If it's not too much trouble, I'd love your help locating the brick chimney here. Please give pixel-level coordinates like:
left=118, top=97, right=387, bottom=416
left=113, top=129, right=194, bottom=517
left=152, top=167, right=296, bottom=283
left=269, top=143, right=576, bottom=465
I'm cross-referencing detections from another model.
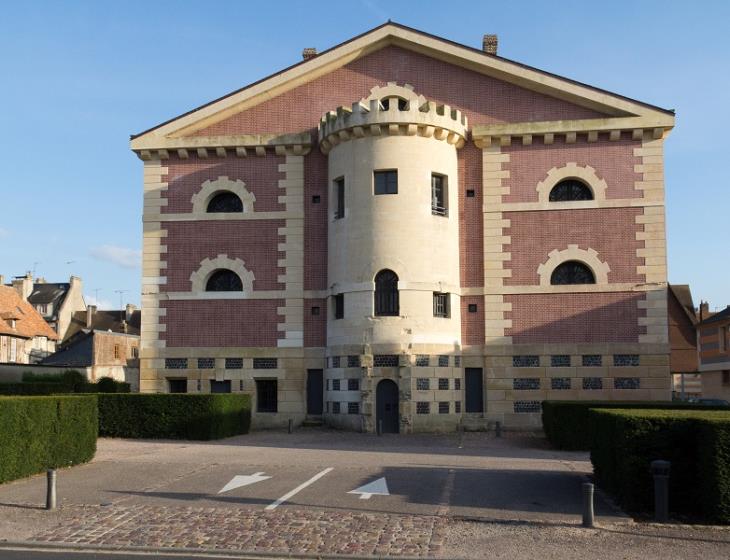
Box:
left=699, top=301, right=710, bottom=321
left=482, top=34, right=498, bottom=55
left=86, top=305, right=97, bottom=328
left=12, top=273, right=33, bottom=300
left=302, top=48, right=317, bottom=60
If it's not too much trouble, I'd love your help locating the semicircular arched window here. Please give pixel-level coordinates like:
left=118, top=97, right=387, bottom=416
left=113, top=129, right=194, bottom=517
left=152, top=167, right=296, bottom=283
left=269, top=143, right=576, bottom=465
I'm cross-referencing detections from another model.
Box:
left=207, top=191, right=244, bottom=213
left=206, top=269, right=243, bottom=292
left=549, top=180, right=593, bottom=202
left=374, top=269, right=399, bottom=316
left=380, top=96, right=408, bottom=111
left=550, top=261, right=596, bottom=285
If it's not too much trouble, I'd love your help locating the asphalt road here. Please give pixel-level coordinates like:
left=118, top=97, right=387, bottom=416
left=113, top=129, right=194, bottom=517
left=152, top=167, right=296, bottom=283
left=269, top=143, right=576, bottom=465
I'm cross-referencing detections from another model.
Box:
left=0, top=429, right=621, bottom=524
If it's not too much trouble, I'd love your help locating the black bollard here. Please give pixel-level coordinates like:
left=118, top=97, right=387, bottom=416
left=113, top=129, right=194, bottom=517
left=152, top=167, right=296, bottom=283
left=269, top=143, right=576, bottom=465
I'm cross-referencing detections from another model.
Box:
left=46, top=469, right=57, bottom=510
left=495, top=421, right=502, bottom=438
left=377, top=419, right=383, bottom=436
left=288, top=418, right=293, bottom=434
left=582, top=482, right=594, bottom=528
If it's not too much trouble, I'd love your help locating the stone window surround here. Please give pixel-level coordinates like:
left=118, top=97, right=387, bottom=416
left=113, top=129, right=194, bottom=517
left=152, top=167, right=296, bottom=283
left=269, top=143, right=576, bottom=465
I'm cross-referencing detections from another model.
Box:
left=537, top=245, right=611, bottom=287
left=191, top=176, right=256, bottom=215
left=189, top=254, right=255, bottom=296
left=535, top=162, right=608, bottom=205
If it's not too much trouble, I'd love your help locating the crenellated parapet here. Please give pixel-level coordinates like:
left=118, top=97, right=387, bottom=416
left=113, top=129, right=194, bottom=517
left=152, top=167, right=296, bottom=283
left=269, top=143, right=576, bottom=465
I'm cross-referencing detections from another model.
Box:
left=318, top=84, right=468, bottom=154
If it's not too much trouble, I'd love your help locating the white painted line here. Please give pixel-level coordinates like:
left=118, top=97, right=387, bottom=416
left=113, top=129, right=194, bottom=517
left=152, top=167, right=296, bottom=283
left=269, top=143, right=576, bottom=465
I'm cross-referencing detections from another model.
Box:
left=218, top=472, right=272, bottom=494
left=264, top=468, right=333, bottom=510
left=348, top=477, right=390, bottom=500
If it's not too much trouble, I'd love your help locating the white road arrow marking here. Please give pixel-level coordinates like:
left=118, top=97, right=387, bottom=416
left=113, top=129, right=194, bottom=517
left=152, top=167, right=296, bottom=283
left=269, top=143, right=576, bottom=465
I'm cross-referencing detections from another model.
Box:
left=265, top=467, right=333, bottom=510
left=348, top=477, right=390, bottom=500
left=218, top=472, right=271, bottom=494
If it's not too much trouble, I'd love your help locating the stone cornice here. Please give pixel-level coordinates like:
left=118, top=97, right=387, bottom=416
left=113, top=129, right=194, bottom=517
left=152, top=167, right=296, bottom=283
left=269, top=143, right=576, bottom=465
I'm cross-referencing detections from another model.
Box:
left=133, top=133, right=312, bottom=161
left=472, top=116, right=674, bottom=148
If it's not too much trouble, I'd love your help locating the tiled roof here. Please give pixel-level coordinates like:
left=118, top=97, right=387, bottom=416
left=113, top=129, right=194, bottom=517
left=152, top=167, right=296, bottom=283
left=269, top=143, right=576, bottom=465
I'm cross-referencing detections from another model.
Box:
left=0, top=286, right=58, bottom=340
left=27, top=282, right=70, bottom=309
left=669, top=284, right=697, bottom=325
left=65, top=309, right=141, bottom=341
left=699, top=306, right=730, bottom=326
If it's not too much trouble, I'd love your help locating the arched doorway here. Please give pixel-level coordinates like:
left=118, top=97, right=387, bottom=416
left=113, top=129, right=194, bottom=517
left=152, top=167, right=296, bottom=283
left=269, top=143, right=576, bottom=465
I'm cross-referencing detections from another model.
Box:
left=376, top=379, right=399, bottom=433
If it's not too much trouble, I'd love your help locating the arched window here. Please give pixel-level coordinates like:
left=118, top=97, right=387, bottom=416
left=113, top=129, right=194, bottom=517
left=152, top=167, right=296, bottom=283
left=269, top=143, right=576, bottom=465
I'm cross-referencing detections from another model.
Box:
left=374, top=270, right=399, bottom=316
left=549, top=180, right=593, bottom=202
left=550, top=261, right=596, bottom=285
left=207, top=191, right=243, bottom=213
left=206, top=269, right=243, bottom=291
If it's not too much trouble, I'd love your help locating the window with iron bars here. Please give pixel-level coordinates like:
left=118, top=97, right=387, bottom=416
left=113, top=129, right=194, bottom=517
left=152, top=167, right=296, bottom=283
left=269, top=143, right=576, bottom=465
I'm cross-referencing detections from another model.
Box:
left=334, top=177, right=345, bottom=219
left=433, top=292, right=450, bottom=318
left=431, top=173, right=448, bottom=216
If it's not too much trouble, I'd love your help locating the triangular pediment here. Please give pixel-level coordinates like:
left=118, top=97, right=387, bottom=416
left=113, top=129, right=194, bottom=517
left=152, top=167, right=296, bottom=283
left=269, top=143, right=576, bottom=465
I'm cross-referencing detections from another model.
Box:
left=131, top=22, right=674, bottom=152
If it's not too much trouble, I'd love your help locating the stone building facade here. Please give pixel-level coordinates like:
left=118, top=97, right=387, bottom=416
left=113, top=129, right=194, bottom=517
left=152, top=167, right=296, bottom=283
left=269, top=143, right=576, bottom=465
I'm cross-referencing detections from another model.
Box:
left=131, top=23, right=675, bottom=430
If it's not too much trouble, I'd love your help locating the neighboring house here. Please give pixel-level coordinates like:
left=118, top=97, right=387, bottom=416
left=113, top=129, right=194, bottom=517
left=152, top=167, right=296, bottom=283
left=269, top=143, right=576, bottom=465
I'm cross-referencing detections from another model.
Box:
left=697, top=305, right=730, bottom=400
left=0, top=285, right=57, bottom=363
left=131, top=23, right=675, bottom=432
left=41, top=304, right=141, bottom=390
left=667, top=285, right=701, bottom=398
left=4, top=273, right=86, bottom=341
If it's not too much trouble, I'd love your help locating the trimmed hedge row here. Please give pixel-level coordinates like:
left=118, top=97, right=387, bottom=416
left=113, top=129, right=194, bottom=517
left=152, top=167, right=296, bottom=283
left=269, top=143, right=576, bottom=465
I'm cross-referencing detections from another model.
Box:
left=542, top=400, right=730, bottom=450
left=590, top=409, right=730, bottom=523
left=0, top=395, right=98, bottom=483
left=98, top=393, right=251, bottom=440
left=0, top=371, right=131, bottom=396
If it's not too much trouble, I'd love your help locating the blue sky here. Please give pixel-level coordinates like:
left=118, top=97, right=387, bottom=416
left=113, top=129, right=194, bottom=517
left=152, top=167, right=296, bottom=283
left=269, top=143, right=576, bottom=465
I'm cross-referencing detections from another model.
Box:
left=1, top=0, right=727, bottom=310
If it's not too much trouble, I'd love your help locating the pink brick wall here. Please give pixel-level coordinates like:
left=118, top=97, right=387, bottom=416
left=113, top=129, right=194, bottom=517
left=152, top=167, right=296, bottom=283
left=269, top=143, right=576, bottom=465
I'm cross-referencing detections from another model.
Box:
left=461, top=296, right=485, bottom=346
left=304, top=298, right=327, bottom=347
left=504, top=208, right=645, bottom=285
left=503, top=135, right=641, bottom=203
left=505, top=292, right=646, bottom=343
left=193, top=45, right=604, bottom=137
left=160, top=300, right=283, bottom=347
left=304, top=150, right=328, bottom=291
left=162, top=221, right=285, bottom=291
left=161, top=154, right=285, bottom=213
left=458, top=142, right=483, bottom=288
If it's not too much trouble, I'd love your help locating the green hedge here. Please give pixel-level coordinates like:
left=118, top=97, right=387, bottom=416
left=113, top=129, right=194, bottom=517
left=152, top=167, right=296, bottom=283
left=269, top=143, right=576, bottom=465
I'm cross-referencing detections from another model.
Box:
left=589, top=409, right=730, bottom=523
left=98, top=394, right=251, bottom=440
left=542, top=400, right=730, bottom=450
left=0, top=395, right=98, bottom=484
left=0, top=375, right=130, bottom=396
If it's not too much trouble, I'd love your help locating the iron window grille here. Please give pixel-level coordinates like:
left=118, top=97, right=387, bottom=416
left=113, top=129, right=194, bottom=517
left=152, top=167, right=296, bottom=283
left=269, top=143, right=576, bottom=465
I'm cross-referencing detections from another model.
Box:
left=431, top=173, right=448, bottom=216
left=348, top=379, right=359, bottom=391
left=513, top=355, right=539, bottom=367
left=334, top=177, right=345, bottom=219
left=550, top=261, right=596, bottom=285
left=416, top=402, right=430, bottom=414
left=347, top=355, right=360, bottom=368
left=513, top=378, right=540, bottom=390
left=198, top=358, right=215, bottom=369
left=348, top=402, right=360, bottom=415
left=332, top=356, right=341, bottom=368
left=613, top=354, right=640, bottom=367
left=454, top=356, right=461, bottom=367
left=438, top=378, right=449, bottom=390
left=582, top=355, right=603, bottom=367
left=438, top=355, right=449, bottom=367
left=374, top=170, right=398, bottom=195
left=415, top=354, right=430, bottom=367
left=253, top=358, right=277, bottom=369
left=583, top=377, right=603, bottom=390
left=438, top=402, right=449, bottom=414
left=165, top=358, right=187, bottom=370
left=207, top=191, right=243, bottom=213
left=513, top=401, right=541, bottom=413
left=225, top=358, right=243, bottom=369
left=416, top=378, right=430, bottom=391
left=206, top=269, right=243, bottom=291
left=455, top=401, right=461, bottom=413
left=551, top=377, right=571, bottom=390
left=374, top=354, right=399, bottom=367
left=433, top=292, right=450, bottom=318
left=332, top=402, right=341, bottom=414
left=454, top=378, right=461, bottom=390
left=256, top=379, right=277, bottom=413
left=550, top=355, right=571, bottom=367
left=374, top=270, right=399, bottom=316
left=548, top=179, right=593, bottom=202
left=332, top=379, right=341, bottom=391
left=614, top=377, right=641, bottom=389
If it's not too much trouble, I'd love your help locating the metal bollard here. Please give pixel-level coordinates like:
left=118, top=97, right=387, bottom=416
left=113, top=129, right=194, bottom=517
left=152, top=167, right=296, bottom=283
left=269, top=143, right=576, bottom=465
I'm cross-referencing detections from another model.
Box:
left=581, top=482, right=595, bottom=527
left=495, top=421, right=502, bottom=438
left=377, top=419, right=383, bottom=436
left=288, top=418, right=293, bottom=434
left=46, top=469, right=57, bottom=510
left=651, top=460, right=671, bottom=522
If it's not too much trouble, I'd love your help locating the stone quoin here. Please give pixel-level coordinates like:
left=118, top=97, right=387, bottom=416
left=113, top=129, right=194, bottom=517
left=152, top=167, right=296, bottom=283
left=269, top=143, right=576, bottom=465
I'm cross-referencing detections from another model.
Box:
left=131, top=23, right=675, bottom=431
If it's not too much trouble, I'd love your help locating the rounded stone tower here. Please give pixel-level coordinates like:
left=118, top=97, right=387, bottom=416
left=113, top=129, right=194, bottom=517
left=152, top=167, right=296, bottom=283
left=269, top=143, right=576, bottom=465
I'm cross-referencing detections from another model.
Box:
left=319, top=83, right=468, bottom=433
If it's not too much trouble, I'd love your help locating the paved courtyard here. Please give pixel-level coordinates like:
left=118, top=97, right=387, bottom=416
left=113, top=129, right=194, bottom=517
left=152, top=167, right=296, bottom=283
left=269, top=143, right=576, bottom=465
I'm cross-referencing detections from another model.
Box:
left=0, top=429, right=728, bottom=559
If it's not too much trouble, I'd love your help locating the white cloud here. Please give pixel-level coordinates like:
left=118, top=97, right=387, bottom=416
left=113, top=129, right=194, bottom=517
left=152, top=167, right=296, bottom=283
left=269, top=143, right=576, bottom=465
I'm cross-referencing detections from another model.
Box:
left=89, top=245, right=141, bottom=269
left=0, top=227, right=9, bottom=239
left=84, top=294, right=114, bottom=310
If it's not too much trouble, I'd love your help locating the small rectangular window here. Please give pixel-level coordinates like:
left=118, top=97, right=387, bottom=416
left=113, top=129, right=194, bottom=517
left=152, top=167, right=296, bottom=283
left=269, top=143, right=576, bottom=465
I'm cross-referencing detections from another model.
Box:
left=334, top=294, right=344, bottom=319
left=416, top=402, right=430, bottom=414
left=131, top=346, right=139, bottom=359
left=582, top=355, right=602, bottom=367
left=348, top=378, right=359, bottom=391
left=433, top=292, right=450, bottom=318
left=550, top=355, right=570, bottom=368
left=415, top=354, right=430, bottom=367
left=311, top=195, right=321, bottom=204
left=334, top=177, right=345, bottom=219
left=311, top=306, right=320, bottom=316
left=514, top=401, right=541, bottom=413
left=198, top=358, right=215, bottom=369
left=332, top=356, right=341, bottom=368
left=583, top=377, right=603, bottom=390
left=431, top=173, right=448, bottom=216
left=416, top=378, right=430, bottom=391
left=468, top=303, right=478, bottom=313
left=225, top=358, right=243, bottom=369
left=513, top=378, right=540, bottom=390
left=253, top=358, right=277, bottom=369
left=551, top=377, right=571, bottom=390
left=256, top=379, right=277, bottom=413
left=348, top=402, right=359, bottom=415
left=438, top=355, right=449, bottom=367
left=438, top=402, right=449, bottom=414
left=114, top=345, right=120, bottom=359
left=455, top=401, right=461, bottom=413
left=454, top=378, right=461, bottom=391
left=720, top=327, right=727, bottom=353
left=332, top=379, right=341, bottom=391
left=374, top=170, right=398, bottom=195
left=165, top=358, right=187, bottom=370
left=438, top=378, right=449, bottom=390
left=614, top=377, right=641, bottom=390
left=347, top=355, right=361, bottom=368
left=466, top=189, right=475, bottom=198
left=613, top=354, right=640, bottom=367
left=513, top=355, right=539, bottom=368
left=332, top=402, right=341, bottom=414
left=374, top=354, right=399, bottom=367
left=722, top=370, right=730, bottom=386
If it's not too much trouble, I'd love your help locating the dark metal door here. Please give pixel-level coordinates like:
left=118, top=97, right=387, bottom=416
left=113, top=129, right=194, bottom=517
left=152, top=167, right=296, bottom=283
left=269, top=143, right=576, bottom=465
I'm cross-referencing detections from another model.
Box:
left=465, top=368, right=484, bottom=413
left=210, top=380, right=231, bottom=393
left=376, top=379, right=399, bottom=433
left=307, top=369, right=324, bottom=415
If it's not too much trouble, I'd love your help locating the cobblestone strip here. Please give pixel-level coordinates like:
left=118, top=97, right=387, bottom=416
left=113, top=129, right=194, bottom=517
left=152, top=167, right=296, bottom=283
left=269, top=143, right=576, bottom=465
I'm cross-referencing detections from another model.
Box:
left=32, top=504, right=446, bottom=557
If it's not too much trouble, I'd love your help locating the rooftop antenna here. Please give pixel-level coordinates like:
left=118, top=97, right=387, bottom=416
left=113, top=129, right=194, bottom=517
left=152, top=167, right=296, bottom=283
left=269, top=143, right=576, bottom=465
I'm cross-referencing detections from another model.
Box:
left=114, top=289, right=128, bottom=312
left=32, top=262, right=39, bottom=277
left=93, top=288, right=101, bottom=306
